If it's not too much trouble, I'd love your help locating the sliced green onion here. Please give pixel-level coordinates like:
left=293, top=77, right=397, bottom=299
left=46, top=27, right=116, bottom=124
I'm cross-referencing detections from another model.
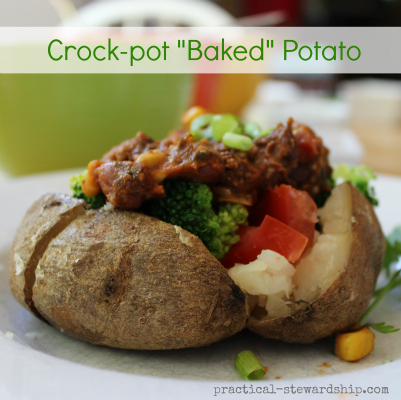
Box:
left=254, top=128, right=274, bottom=139
left=235, top=351, right=266, bottom=380
left=244, top=122, right=261, bottom=138
left=190, top=114, right=213, bottom=133
left=223, top=132, right=253, bottom=151
left=190, top=125, right=213, bottom=141
left=214, top=113, right=238, bottom=122
left=201, top=125, right=213, bottom=140
left=190, top=130, right=204, bottom=141
left=211, top=114, right=241, bottom=141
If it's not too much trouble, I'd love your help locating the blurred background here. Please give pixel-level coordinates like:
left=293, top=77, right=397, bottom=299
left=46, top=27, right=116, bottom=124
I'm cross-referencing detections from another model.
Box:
left=0, top=0, right=401, bottom=179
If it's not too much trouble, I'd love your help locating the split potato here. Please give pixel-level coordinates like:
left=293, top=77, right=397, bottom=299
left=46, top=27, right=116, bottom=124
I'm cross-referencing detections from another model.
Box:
left=9, top=183, right=385, bottom=349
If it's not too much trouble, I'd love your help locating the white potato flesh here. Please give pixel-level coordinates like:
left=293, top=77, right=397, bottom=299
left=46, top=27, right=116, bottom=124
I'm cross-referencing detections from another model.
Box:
left=228, top=250, right=295, bottom=297
left=228, top=183, right=353, bottom=319
left=266, top=292, right=292, bottom=317
left=294, top=183, right=352, bottom=303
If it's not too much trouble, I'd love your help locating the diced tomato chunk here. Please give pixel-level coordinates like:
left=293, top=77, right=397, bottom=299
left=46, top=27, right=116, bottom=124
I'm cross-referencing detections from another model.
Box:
left=255, top=215, right=308, bottom=263
left=220, top=216, right=308, bottom=268
left=220, top=226, right=259, bottom=269
left=249, top=184, right=317, bottom=250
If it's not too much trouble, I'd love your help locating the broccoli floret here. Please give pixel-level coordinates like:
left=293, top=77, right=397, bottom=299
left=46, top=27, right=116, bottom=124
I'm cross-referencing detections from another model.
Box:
left=143, top=180, right=248, bottom=259
left=333, top=164, right=378, bottom=206
left=70, top=171, right=106, bottom=209
left=214, top=203, right=248, bottom=257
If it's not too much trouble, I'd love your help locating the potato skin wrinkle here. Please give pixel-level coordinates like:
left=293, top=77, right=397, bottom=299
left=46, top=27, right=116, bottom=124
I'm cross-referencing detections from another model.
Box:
left=246, top=183, right=386, bottom=343
left=10, top=193, right=247, bottom=350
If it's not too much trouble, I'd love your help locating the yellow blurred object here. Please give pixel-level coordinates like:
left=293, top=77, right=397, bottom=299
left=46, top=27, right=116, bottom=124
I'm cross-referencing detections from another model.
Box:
left=192, top=74, right=263, bottom=115
left=335, top=326, right=375, bottom=362
left=181, top=106, right=208, bottom=127
left=212, top=74, right=263, bottom=114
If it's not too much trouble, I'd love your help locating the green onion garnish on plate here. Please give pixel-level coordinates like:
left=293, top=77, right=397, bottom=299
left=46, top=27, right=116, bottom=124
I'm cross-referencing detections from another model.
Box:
left=234, top=350, right=267, bottom=380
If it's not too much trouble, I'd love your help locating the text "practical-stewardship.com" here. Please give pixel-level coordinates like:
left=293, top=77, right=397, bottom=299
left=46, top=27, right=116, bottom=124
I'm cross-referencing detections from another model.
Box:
left=213, top=384, right=389, bottom=396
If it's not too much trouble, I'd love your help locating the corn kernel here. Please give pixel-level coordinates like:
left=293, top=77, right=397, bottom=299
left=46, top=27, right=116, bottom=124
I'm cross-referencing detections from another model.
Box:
left=335, top=326, right=375, bottom=362
left=137, top=150, right=167, bottom=169
left=81, top=160, right=102, bottom=197
left=181, top=106, right=208, bottom=127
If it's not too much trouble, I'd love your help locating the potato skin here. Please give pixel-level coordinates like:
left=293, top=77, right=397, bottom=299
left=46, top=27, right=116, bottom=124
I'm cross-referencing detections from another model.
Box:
left=9, top=194, right=86, bottom=317
left=10, top=194, right=247, bottom=350
left=247, top=183, right=386, bottom=343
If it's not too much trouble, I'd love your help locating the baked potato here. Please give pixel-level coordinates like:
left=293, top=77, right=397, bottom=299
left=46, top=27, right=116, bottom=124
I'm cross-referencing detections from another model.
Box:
left=8, top=112, right=386, bottom=349
left=9, top=184, right=384, bottom=349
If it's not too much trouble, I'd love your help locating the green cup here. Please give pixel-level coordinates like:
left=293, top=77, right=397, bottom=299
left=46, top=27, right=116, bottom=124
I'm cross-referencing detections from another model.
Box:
left=0, top=74, right=193, bottom=176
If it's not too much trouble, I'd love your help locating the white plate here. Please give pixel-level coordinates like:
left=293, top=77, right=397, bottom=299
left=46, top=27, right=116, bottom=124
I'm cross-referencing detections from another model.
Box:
left=0, top=170, right=401, bottom=400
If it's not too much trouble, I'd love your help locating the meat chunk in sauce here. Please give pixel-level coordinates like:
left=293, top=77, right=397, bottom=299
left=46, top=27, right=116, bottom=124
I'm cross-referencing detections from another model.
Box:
left=250, top=120, right=298, bottom=189
left=98, top=161, right=165, bottom=210
left=85, top=119, right=332, bottom=210
left=98, top=135, right=225, bottom=209
left=102, top=131, right=157, bottom=162
left=288, top=121, right=332, bottom=197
